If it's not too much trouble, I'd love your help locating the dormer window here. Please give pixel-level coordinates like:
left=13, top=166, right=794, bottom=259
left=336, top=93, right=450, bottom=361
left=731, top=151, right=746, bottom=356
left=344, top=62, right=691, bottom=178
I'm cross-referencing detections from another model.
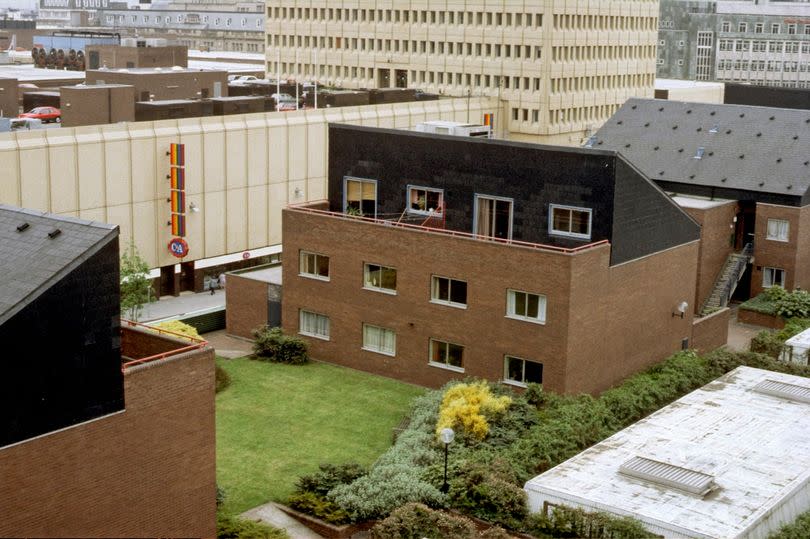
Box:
left=407, top=186, right=444, bottom=215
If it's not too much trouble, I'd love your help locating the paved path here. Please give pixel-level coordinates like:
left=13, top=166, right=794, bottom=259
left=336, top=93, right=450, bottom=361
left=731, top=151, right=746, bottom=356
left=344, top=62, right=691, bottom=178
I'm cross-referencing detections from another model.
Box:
left=241, top=503, right=326, bottom=539
left=205, top=329, right=254, bottom=358
left=726, top=305, right=762, bottom=352
left=137, top=289, right=226, bottom=322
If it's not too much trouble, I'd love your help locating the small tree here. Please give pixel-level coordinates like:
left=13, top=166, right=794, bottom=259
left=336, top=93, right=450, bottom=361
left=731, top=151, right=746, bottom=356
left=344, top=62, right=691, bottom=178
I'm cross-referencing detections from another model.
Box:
left=120, top=242, right=153, bottom=320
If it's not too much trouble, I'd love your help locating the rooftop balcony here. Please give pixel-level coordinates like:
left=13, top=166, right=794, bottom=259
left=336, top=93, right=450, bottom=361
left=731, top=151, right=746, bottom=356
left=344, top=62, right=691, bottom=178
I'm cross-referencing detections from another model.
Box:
left=121, top=320, right=209, bottom=371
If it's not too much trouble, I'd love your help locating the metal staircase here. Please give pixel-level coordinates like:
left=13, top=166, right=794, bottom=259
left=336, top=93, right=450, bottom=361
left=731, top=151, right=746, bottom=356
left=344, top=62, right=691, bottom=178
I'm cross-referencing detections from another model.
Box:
left=700, top=243, right=754, bottom=316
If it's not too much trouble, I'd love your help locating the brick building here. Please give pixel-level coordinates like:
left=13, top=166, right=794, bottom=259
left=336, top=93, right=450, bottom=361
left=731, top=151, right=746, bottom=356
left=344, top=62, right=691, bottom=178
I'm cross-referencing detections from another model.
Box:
left=281, top=125, right=710, bottom=395
left=594, top=98, right=810, bottom=313
left=0, top=205, right=215, bottom=537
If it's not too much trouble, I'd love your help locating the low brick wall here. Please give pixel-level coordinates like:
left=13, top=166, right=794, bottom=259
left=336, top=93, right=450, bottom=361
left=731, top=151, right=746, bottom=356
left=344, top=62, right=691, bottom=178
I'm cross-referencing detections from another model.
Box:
left=274, top=503, right=374, bottom=539
left=737, top=309, right=785, bottom=329
left=691, top=308, right=730, bottom=354
left=120, top=324, right=191, bottom=359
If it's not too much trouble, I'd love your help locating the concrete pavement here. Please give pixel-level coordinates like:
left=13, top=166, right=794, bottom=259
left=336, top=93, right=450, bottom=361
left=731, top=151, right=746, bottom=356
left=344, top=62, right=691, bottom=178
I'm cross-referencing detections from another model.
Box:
left=137, top=289, right=226, bottom=323
left=241, top=503, right=326, bottom=539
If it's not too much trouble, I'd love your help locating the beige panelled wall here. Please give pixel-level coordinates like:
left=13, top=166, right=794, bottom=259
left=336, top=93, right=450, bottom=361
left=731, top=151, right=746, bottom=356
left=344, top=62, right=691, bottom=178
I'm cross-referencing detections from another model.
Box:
left=0, top=97, right=496, bottom=268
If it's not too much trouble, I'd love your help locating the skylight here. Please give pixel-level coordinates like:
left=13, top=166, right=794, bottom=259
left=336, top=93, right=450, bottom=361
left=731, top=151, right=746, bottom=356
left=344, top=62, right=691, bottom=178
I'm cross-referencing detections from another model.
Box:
left=709, top=124, right=719, bottom=133
left=619, top=456, right=716, bottom=496
left=694, top=147, right=705, bottom=160
left=753, top=379, right=810, bottom=404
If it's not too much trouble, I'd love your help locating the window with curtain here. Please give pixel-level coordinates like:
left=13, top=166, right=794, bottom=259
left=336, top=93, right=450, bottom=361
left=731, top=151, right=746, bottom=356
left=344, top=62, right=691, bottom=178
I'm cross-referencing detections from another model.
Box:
left=429, top=339, right=464, bottom=371
left=299, top=251, right=330, bottom=280
left=299, top=310, right=330, bottom=339
left=345, top=177, right=377, bottom=216
left=503, top=356, right=543, bottom=386
left=407, top=186, right=444, bottom=214
left=763, top=267, right=785, bottom=288
left=766, top=219, right=789, bottom=242
left=364, top=263, right=397, bottom=293
left=362, top=323, right=396, bottom=355
left=475, top=195, right=513, bottom=239
left=506, top=289, right=547, bottom=323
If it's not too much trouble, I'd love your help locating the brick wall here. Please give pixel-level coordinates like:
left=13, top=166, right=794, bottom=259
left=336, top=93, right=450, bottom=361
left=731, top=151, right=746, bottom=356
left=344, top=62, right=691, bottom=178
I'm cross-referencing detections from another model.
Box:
left=795, top=204, right=810, bottom=292
left=691, top=308, right=731, bottom=354
left=682, top=201, right=737, bottom=310
left=0, top=331, right=216, bottom=538
left=752, top=203, right=801, bottom=296
left=226, top=273, right=269, bottom=339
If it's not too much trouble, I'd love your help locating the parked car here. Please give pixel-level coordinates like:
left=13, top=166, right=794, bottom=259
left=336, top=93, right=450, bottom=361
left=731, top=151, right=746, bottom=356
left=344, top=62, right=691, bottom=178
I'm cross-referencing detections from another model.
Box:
left=276, top=101, right=297, bottom=111
left=271, top=92, right=296, bottom=103
left=19, top=106, right=61, bottom=123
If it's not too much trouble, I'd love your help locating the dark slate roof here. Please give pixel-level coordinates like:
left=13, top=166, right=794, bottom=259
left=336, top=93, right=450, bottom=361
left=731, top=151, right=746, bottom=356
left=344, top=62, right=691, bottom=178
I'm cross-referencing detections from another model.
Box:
left=0, top=205, right=117, bottom=325
left=593, top=98, right=810, bottom=202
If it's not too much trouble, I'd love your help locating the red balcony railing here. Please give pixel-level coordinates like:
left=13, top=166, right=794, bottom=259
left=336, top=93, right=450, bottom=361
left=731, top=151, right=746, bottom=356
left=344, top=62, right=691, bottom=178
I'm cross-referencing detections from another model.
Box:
left=120, top=319, right=209, bottom=371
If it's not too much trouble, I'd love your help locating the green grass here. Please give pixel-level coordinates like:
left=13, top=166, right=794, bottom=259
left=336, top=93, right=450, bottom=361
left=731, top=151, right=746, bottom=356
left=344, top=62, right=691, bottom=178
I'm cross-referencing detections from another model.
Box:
left=740, top=292, right=779, bottom=315
left=216, top=357, right=425, bottom=516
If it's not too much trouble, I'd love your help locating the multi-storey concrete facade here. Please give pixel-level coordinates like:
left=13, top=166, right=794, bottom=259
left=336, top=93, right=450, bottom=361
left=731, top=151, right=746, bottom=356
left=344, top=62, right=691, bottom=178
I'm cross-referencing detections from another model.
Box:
left=265, top=0, right=659, bottom=145
left=658, top=0, right=810, bottom=88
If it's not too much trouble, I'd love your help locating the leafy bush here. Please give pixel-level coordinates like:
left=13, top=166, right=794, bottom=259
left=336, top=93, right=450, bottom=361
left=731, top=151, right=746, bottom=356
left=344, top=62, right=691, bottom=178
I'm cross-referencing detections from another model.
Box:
left=775, top=289, right=810, bottom=318
left=436, top=381, right=512, bottom=441
left=216, top=485, right=226, bottom=509
left=370, top=503, right=477, bottom=539
left=768, top=508, right=810, bottom=538
left=216, top=513, right=288, bottom=539
left=750, top=330, right=785, bottom=358
left=251, top=326, right=308, bottom=364
left=295, top=462, right=366, bottom=496
left=765, top=285, right=789, bottom=302
left=216, top=364, right=232, bottom=393
left=446, top=461, right=528, bottom=529
left=154, top=320, right=201, bottom=340
left=287, top=491, right=351, bottom=525
left=739, top=292, right=779, bottom=315
left=525, top=506, right=656, bottom=539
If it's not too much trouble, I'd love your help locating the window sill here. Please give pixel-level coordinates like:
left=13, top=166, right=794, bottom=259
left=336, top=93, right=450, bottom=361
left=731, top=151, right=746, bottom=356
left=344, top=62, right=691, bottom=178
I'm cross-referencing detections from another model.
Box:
left=299, top=331, right=330, bottom=341
left=407, top=208, right=444, bottom=217
left=299, top=273, right=330, bottom=282
left=549, top=231, right=592, bottom=241
left=362, top=346, right=396, bottom=357
left=430, top=299, right=467, bottom=310
left=765, top=237, right=789, bottom=243
left=363, top=286, right=397, bottom=296
left=502, top=379, right=528, bottom=388
left=505, top=314, right=546, bottom=325
left=429, top=361, right=465, bottom=373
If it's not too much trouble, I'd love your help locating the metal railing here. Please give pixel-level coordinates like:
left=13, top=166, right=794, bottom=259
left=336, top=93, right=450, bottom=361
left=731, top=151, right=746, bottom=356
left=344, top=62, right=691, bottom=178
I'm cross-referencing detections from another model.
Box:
left=717, top=242, right=754, bottom=309
left=287, top=202, right=610, bottom=255
left=120, top=319, right=209, bottom=371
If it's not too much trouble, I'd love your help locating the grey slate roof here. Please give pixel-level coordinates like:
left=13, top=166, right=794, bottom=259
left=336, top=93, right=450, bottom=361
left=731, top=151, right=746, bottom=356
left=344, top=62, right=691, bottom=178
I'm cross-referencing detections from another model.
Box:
left=593, top=98, right=810, bottom=201
left=0, top=205, right=117, bottom=325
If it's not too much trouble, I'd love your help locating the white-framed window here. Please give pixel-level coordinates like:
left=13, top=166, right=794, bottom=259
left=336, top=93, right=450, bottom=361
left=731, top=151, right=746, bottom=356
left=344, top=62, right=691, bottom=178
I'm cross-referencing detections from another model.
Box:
left=344, top=176, right=377, bottom=217
left=299, top=310, right=330, bottom=340
left=549, top=204, right=592, bottom=240
left=766, top=219, right=789, bottom=242
left=503, top=355, right=543, bottom=387
left=506, top=289, right=547, bottom=324
left=429, top=339, right=464, bottom=372
left=407, top=185, right=444, bottom=215
left=299, top=251, right=329, bottom=280
left=362, top=323, right=396, bottom=356
left=364, top=263, right=397, bottom=293
left=721, top=21, right=731, bottom=32
left=431, top=275, right=468, bottom=308
left=763, top=267, right=785, bottom=288
left=755, top=23, right=764, bottom=34
left=738, top=22, right=747, bottom=33
left=474, top=194, right=513, bottom=239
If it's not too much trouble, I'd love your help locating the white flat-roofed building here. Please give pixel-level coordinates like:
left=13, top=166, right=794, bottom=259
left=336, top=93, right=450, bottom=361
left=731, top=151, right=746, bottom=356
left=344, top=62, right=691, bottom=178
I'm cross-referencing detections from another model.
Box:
left=524, top=366, right=810, bottom=539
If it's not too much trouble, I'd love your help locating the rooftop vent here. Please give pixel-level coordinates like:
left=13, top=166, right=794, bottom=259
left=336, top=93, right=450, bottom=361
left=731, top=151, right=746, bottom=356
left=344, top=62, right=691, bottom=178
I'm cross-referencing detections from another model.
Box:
left=625, top=143, right=631, bottom=148
left=617, top=120, right=623, bottom=125
left=739, top=113, right=745, bottom=118
left=673, top=125, right=678, bottom=130
left=770, top=116, right=775, bottom=121
left=696, top=127, right=702, bottom=132
left=710, top=111, right=716, bottom=116
left=726, top=129, right=732, bottom=134
left=16, top=222, right=29, bottom=232
left=678, top=148, right=684, bottom=153
left=659, top=107, right=664, bottom=112
left=757, top=133, right=762, bottom=137
left=644, top=122, right=650, bottom=127
left=753, top=379, right=810, bottom=404
left=686, top=109, right=692, bottom=114
left=777, top=158, right=782, bottom=163
left=619, top=456, right=716, bottom=497
left=631, top=105, right=637, bottom=110
left=694, top=147, right=705, bottom=159
left=721, top=178, right=727, bottom=182
left=793, top=135, right=799, bottom=140
left=47, top=228, right=61, bottom=239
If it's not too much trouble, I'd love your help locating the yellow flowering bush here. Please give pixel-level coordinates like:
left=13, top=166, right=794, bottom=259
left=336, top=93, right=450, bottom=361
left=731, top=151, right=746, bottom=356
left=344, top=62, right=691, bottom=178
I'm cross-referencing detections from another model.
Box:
left=153, top=320, right=201, bottom=341
left=436, top=381, right=511, bottom=441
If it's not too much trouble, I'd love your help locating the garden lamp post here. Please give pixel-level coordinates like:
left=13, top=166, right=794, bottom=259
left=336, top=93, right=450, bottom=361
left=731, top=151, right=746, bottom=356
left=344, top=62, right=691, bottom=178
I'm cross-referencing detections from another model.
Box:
left=440, top=427, right=455, bottom=493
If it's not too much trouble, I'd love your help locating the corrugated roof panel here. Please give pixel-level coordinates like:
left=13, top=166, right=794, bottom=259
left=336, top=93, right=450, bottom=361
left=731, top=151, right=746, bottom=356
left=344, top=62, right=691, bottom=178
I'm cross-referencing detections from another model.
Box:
left=753, top=379, right=810, bottom=404
left=619, top=456, right=716, bottom=496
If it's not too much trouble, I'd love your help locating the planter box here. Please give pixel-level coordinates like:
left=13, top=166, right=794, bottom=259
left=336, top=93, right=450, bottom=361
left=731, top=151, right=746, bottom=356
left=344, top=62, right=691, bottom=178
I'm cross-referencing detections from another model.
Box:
left=738, top=309, right=785, bottom=329
left=273, top=502, right=374, bottom=539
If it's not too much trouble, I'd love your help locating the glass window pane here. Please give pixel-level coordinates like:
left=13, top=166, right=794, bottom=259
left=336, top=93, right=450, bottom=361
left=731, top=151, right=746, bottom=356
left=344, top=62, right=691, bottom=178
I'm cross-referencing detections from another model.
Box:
left=553, top=208, right=570, bottom=232
left=381, top=267, right=397, bottom=290
left=494, top=200, right=511, bottom=238
left=431, top=340, right=446, bottom=362
left=435, top=277, right=449, bottom=301
left=505, top=356, right=523, bottom=381
left=448, top=344, right=464, bottom=367
left=316, top=255, right=329, bottom=276
left=524, top=361, right=543, bottom=383
left=571, top=210, right=589, bottom=235
left=426, top=191, right=442, bottom=212
left=515, top=291, right=526, bottom=316
left=450, top=280, right=467, bottom=304
left=527, top=294, right=539, bottom=318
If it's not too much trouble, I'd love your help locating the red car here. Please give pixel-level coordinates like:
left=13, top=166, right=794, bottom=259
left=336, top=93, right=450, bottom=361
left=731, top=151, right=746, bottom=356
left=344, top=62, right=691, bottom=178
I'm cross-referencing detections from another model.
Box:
left=19, top=106, right=61, bottom=123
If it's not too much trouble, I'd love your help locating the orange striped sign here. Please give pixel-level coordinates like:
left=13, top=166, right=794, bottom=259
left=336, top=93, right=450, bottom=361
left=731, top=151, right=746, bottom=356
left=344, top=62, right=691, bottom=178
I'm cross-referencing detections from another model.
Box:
left=170, top=166, right=184, bottom=190
left=170, top=143, right=184, bottom=166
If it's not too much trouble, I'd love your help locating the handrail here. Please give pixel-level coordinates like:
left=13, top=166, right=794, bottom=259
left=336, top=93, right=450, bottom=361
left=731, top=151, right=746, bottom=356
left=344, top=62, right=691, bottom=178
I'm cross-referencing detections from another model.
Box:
left=286, top=203, right=610, bottom=255
left=718, top=242, right=753, bottom=308
left=120, top=319, right=208, bottom=371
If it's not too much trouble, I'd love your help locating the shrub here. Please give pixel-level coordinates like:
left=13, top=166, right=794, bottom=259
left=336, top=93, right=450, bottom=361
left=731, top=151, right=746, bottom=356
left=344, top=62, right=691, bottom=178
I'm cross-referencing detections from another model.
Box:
left=216, top=485, right=226, bottom=509
left=446, top=462, right=528, bottom=529
left=436, top=381, right=512, bottom=441
left=525, top=506, right=656, bottom=539
left=154, top=320, right=201, bottom=340
left=765, top=285, right=789, bottom=302
left=775, top=289, right=810, bottom=318
left=216, top=364, right=232, bottom=393
left=523, top=383, right=546, bottom=407
left=768, top=509, right=810, bottom=539
left=251, top=326, right=308, bottom=364
left=479, top=527, right=513, bottom=539
left=287, top=491, right=351, bottom=525
left=216, top=513, right=288, bottom=539
left=295, top=462, right=366, bottom=496
left=750, top=330, right=784, bottom=358
left=370, top=503, right=477, bottom=539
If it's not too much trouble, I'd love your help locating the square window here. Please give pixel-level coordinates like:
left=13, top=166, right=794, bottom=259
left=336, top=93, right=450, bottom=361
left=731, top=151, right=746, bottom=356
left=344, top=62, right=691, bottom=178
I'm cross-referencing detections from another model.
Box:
left=299, top=310, right=330, bottom=340
left=766, top=219, right=789, bottom=242
left=299, top=251, right=329, bottom=280
left=503, top=355, right=543, bottom=386
left=431, top=275, right=467, bottom=308
left=408, top=186, right=444, bottom=214
left=429, top=339, right=464, bottom=371
left=362, top=323, right=396, bottom=355
left=506, top=289, right=547, bottom=324
left=549, top=204, right=592, bottom=239
left=344, top=177, right=377, bottom=217
left=364, top=263, right=397, bottom=293
left=763, top=267, right=785, bottom=288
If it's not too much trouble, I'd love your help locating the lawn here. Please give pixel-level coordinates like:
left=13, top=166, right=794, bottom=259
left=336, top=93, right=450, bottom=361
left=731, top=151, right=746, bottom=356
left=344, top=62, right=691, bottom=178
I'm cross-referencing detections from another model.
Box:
left=215, top=357, right=426, bottom=515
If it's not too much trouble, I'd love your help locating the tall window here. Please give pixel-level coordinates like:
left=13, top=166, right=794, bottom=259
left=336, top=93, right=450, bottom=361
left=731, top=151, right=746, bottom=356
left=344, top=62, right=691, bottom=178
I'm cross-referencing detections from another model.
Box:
left=549, top=204, right=592, bottom=239
left=506, top=289, right=547, bottom=323
left=408, top=186, right=444, bottom=215
left=475, top=195, right=513, bottom=239
left=364, top=263, right=397, bottom=293
left=503, top=356, right=543, bottom=386
left=766, top=219, right=789, bottom=242
left=299, top=310, right=330, bottom=340
left=430, top=339, right=464, bottom=371
left=362, top=324, right=396, bottom=355
left=431, top=276, right=468, bottom=307
left=344, top=177, right=377, bottom=217
left=299, top=251, right=329, bottom=280
left=763, top=267, right=785, bottom=288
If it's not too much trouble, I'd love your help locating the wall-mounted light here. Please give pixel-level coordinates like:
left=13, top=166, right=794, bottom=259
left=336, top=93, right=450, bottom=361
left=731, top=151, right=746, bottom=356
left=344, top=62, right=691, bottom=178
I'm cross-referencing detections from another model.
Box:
left=672, top=301, right=689, bottom=318
left=189, top=201, right=200, bottom=213
left=294, top=187, right=303, bottom=198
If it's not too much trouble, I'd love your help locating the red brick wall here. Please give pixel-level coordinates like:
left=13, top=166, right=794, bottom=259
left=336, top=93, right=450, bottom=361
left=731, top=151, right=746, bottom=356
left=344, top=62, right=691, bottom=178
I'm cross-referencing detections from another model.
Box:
left=795, top=204, right=810, bottom=292
left=752, top=203, right=801, bottom=296
left=0, top=333, right=216, bottom=538
left=226, top=273, right=269, bottom=339
left=738, top=309, right=785, bottom=329
left=691, top=308, right=730, bottom=354
left=682, top=202, right=737, bottom=310
left=282, top=209, right=701, bottom=395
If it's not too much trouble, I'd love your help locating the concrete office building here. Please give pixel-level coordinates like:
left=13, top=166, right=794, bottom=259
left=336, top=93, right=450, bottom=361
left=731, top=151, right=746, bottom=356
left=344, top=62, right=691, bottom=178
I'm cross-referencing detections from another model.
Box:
left=265, top=0, right=659, bottom=145
left=658, top=0, right=810, bottom=88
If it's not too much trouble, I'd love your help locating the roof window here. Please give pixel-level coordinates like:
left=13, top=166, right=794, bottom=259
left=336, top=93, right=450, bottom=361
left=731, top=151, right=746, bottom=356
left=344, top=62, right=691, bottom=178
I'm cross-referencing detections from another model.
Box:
left=753, top=379, right=810, bottom=404
left=694, top=147, right=705, bottom=159
left=619, top=456, right=716, bottom=497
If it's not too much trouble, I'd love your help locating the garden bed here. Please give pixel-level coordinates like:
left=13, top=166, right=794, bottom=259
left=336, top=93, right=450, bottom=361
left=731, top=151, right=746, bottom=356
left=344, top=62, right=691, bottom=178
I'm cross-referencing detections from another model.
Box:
left=737, top=308, right=785, bottom=329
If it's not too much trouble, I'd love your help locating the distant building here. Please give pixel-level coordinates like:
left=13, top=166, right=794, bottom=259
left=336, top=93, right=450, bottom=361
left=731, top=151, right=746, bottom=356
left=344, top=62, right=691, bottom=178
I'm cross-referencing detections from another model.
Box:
left=658, top=0, right=810, bottom=88
left=525, top=366, right=810, bottom=539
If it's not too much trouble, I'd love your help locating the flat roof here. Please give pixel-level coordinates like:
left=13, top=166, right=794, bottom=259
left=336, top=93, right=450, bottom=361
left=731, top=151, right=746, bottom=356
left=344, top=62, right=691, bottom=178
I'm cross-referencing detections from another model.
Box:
left=230, top=264, right=281, bottom=284
left=525, top=366, right=810, bottom=538
left=0, top=64, right=84, bottom=83
left=785, top=327, right=810, bottom=349
left=671, top=195, right=735, bottom=209
left=655, top=78, right=725, bottom=90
